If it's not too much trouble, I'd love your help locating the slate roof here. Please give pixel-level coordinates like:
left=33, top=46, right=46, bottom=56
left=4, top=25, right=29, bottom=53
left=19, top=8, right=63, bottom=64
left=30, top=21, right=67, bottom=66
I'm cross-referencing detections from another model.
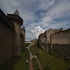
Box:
left=13, top=10, right=19, bottom=16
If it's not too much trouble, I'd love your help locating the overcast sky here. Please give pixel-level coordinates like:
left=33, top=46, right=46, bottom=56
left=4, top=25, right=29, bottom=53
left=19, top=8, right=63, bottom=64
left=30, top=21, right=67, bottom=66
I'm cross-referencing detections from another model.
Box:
left=0, top=0, right=70, bottom=41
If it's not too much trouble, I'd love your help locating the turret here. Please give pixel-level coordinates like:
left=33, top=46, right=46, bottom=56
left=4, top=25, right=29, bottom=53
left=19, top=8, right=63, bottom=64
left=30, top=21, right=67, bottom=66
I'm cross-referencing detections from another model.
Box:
left=7, top=10, right=23, bottom=56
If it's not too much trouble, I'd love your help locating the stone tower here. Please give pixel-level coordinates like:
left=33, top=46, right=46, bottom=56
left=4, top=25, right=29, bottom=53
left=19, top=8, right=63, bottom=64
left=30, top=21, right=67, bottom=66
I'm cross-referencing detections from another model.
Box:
left=7, top=10, right=23, bottom=56
left=21, top=25, right=25, bottom=48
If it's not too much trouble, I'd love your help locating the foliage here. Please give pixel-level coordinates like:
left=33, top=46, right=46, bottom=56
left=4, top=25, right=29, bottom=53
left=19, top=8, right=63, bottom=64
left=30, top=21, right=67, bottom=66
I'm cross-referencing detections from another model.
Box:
left=32, top=58, right=40, bottom=70
left=0, top=49, right=29, bottom=70
left=30, top=46, right=38, bottom=55
left=63, top=56, right=69, bottom=62
left=25, top=43, right=31, bottom=47
left=30, top=47, right=70, bottom=70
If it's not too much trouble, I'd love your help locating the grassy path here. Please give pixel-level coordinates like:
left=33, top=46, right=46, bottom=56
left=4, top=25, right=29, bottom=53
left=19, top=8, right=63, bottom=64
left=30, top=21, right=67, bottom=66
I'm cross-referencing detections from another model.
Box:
left=30, top=47, right=70, bottom=70
left=27, top=44, right=43, bottom=70
left=0, top=49, right=29, bottom=70
left=34, top=55, right=43, bottom=70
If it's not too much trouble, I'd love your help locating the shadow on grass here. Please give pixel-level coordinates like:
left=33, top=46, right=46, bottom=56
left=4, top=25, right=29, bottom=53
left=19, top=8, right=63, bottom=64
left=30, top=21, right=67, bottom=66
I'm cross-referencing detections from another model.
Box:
left=0, top=57, right=20, bottom=70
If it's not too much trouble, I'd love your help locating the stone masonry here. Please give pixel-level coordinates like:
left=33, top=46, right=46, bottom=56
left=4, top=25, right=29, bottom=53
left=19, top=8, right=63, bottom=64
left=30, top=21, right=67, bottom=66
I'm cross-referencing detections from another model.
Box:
left=0, top=9, right=25, bottom=65
left=37, top=28, right=70, bottom=60
left=50, top=29, right=70, bottom=59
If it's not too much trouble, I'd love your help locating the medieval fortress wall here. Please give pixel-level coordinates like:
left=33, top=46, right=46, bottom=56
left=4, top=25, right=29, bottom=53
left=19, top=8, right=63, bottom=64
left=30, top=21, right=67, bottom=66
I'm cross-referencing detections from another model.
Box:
left=0, top=9, right=25, bottom=65
left=37, top=28, right=70, bottom=60
left=50, top=29, right=70, bottom=59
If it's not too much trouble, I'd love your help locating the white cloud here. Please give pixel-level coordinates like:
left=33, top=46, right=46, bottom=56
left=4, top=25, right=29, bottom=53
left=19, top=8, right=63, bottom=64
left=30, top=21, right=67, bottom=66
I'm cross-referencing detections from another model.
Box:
left=47, top=0, right=70, bottom=18
left=37, top=0, right=55, bottom=10
left=46, top=20, right=70, bottom=29
left=31, top=26, right=45, bottom=39
left=0, top=0, right=70, bottom=41
left=0, top=0, right=22, bottom=14
left=36, top=0, right=70, bottom=28
left=26, top=32, right=36, bottom=41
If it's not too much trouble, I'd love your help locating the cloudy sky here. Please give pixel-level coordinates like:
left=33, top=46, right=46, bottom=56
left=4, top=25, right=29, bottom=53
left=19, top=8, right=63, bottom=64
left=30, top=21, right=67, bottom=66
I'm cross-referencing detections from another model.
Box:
left=0, top=0, right=70, bottom=41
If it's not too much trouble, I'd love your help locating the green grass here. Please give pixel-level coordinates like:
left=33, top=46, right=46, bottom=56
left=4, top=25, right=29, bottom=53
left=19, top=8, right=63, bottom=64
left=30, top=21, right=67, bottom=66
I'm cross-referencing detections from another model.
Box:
left=30, top=46, right=38, bottom=55
left=0, top=49, right=29, bottom=70
left=25, top=43, right=31, bottom=47
left=32, top=57, right=40, bottom=70
left=30, top=47, right=70, bottom=70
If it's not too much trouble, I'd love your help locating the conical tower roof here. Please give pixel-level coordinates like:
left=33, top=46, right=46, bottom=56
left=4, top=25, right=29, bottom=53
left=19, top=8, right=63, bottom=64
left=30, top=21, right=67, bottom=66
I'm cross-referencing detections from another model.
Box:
left=7, top=9, right=23, bottom=25
left=13, top=9, right=19, bottom=16
left=22, top=25, right=25, bottom=30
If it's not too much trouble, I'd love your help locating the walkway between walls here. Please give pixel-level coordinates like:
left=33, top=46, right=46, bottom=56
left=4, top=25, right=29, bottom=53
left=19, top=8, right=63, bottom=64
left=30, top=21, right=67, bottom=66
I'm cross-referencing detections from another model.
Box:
left=26, top=44, right=43, bottom=70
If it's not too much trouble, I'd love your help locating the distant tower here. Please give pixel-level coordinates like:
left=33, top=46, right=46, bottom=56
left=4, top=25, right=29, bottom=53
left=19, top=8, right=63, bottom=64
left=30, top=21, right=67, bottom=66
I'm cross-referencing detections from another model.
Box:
left=7, top=10, right=23, bottom=56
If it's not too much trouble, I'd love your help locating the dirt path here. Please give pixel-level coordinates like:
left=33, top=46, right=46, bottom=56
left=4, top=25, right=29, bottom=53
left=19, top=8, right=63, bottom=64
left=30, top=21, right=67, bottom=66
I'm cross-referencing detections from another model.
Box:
left=29, top=59, right=33, bottom=70
left=34, top=55, right=43, bottom=70
left=26, top=45, right=34, bottom=70
left=26, top=44, right=43, bottom=70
